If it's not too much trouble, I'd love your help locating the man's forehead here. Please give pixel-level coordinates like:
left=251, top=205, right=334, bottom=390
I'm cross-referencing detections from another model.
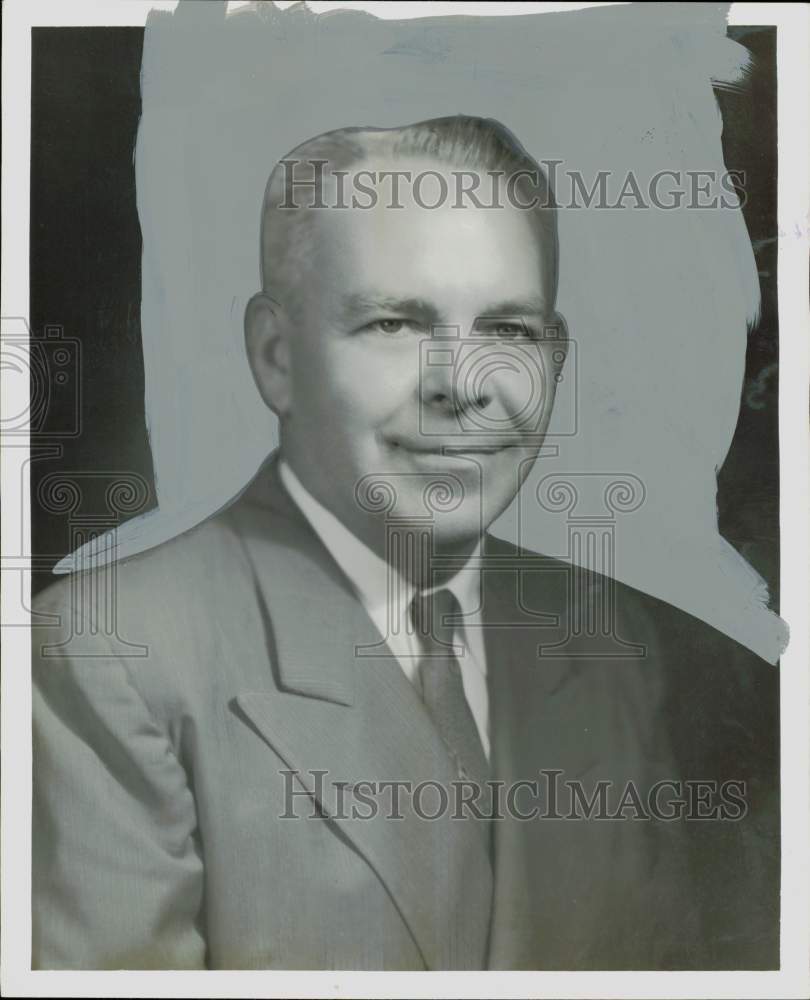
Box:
left=310, top=171, right=545, bottom=245
left=268, top=152, right=556, bottom=313
left=294, top=197, right=550, bottom=323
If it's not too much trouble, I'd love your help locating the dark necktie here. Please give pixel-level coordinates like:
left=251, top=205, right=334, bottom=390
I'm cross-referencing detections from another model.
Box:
left=410, top=589, right=491, bottom=809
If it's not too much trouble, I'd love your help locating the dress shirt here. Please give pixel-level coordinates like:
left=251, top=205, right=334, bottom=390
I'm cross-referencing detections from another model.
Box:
left=279, top=460, right=489, bottom=758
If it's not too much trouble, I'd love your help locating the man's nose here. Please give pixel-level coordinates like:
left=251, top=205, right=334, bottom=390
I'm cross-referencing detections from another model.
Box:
left=419, top=340, right=492, bottom=416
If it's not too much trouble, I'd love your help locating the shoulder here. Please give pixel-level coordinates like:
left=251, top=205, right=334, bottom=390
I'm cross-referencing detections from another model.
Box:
left=31, top=500, right=311, bottom=738
left=484, top=530, right=775, bottom=667
left=485, top=534, right=779, bottom=785
left=483, top=531, right=778, bottom=754
left=33, top=509, right=249, bottom=633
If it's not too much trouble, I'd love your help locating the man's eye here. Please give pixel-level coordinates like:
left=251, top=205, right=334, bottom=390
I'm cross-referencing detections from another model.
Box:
left=476, top=319, right=533, bottom=339
left=494, top=322, right=525, bottom=338
left=366, top=318, right=409, bottom=335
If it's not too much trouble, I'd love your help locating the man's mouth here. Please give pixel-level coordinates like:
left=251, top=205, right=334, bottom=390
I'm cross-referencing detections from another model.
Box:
left=388, top=438, right=512, bottom=455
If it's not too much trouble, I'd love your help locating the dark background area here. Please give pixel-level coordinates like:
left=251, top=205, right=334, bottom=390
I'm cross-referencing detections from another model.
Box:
left=716, top=26, right=780, bottom=608
left=29, top=26, right=779, bottom=606
left=30, top=28, right=154, bottom=596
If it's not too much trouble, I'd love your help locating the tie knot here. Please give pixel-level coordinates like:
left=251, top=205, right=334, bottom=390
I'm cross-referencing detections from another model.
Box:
left=410, top=588, right=460, bottom=655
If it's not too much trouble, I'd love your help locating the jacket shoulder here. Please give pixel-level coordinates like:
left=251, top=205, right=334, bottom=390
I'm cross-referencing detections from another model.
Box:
left=33, top=510, right=250, bottom=631
left=484, top=532, right=775, bottom=669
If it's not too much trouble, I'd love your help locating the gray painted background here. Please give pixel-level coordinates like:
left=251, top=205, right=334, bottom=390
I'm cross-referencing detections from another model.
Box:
left=55, top=1, right=787, bottom=663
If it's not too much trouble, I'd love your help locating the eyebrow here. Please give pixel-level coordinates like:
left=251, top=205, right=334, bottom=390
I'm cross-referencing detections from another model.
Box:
left=340, top=293, right=441, bottom=325
left=340, top=292, right=549, bottom=324
left=475, top=297, right=548, bottom=317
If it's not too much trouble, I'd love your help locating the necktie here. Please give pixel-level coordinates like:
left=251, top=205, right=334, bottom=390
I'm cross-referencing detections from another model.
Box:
left=411, top=589, right=491, bottom=813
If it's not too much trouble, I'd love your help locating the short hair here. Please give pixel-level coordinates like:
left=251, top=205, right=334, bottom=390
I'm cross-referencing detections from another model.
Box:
left=259, top=115, right=560, bottom=313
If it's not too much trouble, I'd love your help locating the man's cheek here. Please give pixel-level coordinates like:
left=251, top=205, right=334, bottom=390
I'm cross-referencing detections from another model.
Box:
left=497, top=365, right=551, bottom=432
left=336, top=371, right=410, bottom=423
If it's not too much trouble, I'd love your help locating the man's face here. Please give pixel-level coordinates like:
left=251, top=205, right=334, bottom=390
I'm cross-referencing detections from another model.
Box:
left=251, top=158, right=564, bottom=558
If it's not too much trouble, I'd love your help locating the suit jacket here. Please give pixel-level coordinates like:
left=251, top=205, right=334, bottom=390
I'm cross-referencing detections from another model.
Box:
left=31, top=455, right=779, bottom=970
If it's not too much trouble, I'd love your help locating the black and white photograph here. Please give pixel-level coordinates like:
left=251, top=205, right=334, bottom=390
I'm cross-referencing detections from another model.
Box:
left=2, top=2, right=808, bottom=998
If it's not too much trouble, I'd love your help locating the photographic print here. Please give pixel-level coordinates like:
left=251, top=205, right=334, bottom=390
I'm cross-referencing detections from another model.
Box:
left=2, top=2, right=808, bottom=998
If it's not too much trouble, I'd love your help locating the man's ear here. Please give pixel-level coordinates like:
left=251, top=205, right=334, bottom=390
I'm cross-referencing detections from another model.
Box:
left=244, top=292, right=292, bottom=417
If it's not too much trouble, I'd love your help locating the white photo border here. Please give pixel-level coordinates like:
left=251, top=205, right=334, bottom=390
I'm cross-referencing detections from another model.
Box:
left=2, top=2, right=808, bottom=998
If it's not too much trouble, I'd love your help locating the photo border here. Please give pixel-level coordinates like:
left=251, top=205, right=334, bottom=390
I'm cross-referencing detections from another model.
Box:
left=2, top=2, right=808, bottom=997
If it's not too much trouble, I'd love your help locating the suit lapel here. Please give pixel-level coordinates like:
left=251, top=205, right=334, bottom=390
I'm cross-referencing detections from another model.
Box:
left=228, top=457, right=493, bottom=970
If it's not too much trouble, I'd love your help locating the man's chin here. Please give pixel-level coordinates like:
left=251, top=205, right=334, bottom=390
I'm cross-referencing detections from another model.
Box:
left=382, top=512, right=486, bottom=587
left=418, top=506, right=495, bottom=551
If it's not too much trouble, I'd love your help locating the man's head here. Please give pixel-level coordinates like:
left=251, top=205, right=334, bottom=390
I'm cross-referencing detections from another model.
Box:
left=245, top=115, right=567, bottom=574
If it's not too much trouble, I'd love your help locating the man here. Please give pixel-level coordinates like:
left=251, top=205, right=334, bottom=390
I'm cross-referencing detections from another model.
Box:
left=32, top=116, right=778, bottom=970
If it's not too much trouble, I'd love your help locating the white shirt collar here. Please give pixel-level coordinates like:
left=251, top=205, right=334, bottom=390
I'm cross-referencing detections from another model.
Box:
left=278, top=459, right=481, bottom=623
